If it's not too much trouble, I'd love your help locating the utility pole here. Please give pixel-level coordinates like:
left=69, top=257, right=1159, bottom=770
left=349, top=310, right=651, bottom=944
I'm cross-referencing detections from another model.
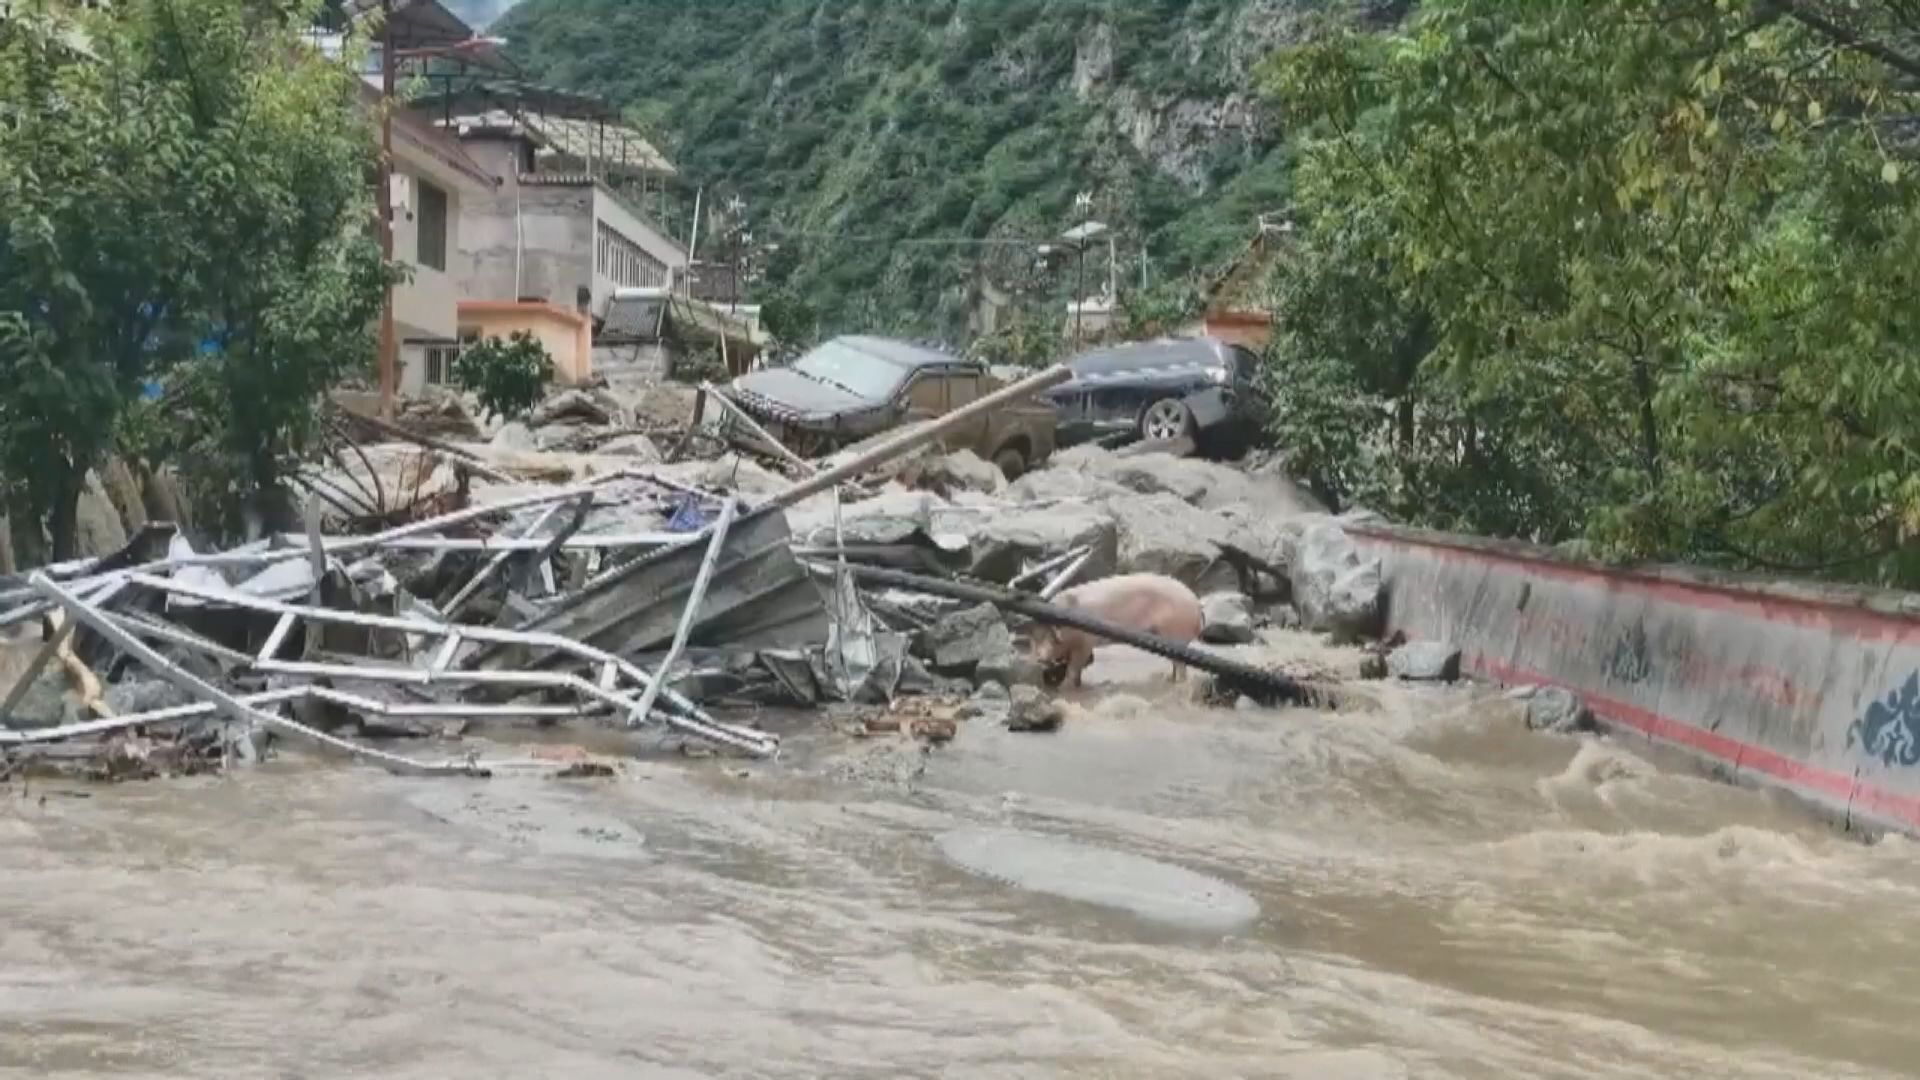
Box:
left=376, top=0, right=397, bottom=418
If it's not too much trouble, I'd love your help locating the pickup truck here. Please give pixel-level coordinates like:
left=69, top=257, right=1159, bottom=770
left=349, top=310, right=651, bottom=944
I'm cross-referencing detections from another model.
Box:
left=722, top=335, right=1058, bottom=478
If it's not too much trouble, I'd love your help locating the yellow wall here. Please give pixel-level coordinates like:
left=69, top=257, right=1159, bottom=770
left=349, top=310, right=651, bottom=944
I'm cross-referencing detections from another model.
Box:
left=457, top=302, right=594, bottom=385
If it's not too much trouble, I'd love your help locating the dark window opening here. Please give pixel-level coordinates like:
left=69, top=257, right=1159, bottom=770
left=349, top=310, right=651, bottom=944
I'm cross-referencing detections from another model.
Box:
left=417, top=179, right=448, bottom=272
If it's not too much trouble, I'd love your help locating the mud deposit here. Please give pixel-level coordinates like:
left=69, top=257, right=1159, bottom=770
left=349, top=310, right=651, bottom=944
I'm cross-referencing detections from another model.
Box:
left=5, top=635, right=1920, bottom=1078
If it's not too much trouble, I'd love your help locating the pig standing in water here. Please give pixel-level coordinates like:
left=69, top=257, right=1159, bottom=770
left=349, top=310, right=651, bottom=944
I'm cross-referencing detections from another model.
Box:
left=1030, top=573, right=1205, bottom=690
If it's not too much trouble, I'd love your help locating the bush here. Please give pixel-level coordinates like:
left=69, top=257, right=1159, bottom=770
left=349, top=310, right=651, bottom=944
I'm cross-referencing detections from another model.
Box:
left=453, top=332, right=552, bottom=422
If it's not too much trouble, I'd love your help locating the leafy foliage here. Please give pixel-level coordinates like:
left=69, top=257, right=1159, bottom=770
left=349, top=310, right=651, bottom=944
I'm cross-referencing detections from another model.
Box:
left=0, top=0, right=390, bottom=550
left=1263, top=0, right=1920, bottom=584
left=966, top=307, right=1057, bottom=370
left=757, top=287, right=820, bottom=361
left=496, top=0, right=1313, bottom=346
left=454, top=332, right=553, bottom=422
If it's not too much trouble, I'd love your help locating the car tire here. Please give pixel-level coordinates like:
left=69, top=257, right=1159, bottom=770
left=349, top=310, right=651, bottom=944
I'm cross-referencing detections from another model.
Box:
left=993, top=446, right=1028, bottom=481
left=1139, top=397, right=1194, bottom=443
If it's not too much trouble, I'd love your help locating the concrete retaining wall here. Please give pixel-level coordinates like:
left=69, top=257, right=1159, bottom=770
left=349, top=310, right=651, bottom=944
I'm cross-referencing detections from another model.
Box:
left=1351, top=524, right=1920, bottom=835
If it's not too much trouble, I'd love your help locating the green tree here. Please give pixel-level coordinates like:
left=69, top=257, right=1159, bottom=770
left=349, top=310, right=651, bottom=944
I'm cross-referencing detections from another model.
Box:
left=757, top=286, right=819, bottom=361
left=454, top=332, right=554, bottom=422
left=1116, top=278, right=1203, bottom=341
left=0, top=0, right=390, bottom=551
left=967, top=305, right=1057, bottom=369
left=1265, top=0, right=1920, bottom=583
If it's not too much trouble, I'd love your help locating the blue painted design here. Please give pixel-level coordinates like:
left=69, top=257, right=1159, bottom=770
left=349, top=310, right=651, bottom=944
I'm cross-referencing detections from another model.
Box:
left=1849, top=671, right=1920, bottom=768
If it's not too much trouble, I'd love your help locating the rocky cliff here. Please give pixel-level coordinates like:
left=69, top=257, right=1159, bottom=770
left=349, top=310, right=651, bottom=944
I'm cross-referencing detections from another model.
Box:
left=495, top=0, right=1393, bottom=340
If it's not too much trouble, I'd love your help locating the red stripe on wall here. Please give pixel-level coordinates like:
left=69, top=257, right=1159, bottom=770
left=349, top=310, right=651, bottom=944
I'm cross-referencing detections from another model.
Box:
left=1470, top=654, right=1920, bottom=831
left=1356, top=527, right=1920, bottom=645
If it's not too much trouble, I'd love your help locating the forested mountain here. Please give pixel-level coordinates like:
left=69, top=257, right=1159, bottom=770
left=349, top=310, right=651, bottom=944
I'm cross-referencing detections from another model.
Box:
left=444, top=0, right=516, bottom=29
left=494, top=0, right=1384, bottom=340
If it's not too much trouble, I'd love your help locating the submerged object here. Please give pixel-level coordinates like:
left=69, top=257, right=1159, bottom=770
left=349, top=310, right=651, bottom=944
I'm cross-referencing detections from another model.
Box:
left=936, top=827, right=1260, bottom=933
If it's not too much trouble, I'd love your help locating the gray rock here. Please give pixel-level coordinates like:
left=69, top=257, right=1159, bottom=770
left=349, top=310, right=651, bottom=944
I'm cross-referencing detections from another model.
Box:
left=1099, top=491, right=1236, bottom=586
left=1042, top=445, right=1323, bottom=514
left=1006, top=684, right=1065, bottom=733
left=489, top=421, right=538, bottom=453
left=1386, top=641, right=1462, bottom=682
left=910, top=450, right=1006, bottom=495
left=942, top=501, right=1119, bottom=583
left=102, top=679, right=196, bottom=716
left=74, top=470, right=128, bottom=558
left=788, top=489, right=955, bottom=548
left=1526, top=686, right=1591, bottom=733
left=1216, top=504, right=1314, bottom=579
left=1265, top=603, right=1302, bottom=630
left=959, top=681, right=1013, bottom=723
left=975, top=647, right=1045, bottom=689
left=2, top=668, right=75, bottom=728
left=1005, top=467, right=1132, bottom=504
left=530, top=388, right=614, bottom=428
left=1199, top=592, right=1255, bottom=644
left=921, top=603, right=1014, bottom=675
left=597, top=433, right=662, bottom=463
left=1289, top=522, right=1382, bottom=642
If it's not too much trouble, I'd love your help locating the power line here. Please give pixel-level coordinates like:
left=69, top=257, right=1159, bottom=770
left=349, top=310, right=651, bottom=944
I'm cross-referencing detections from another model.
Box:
left=759, top=230, right=1058, bottom=247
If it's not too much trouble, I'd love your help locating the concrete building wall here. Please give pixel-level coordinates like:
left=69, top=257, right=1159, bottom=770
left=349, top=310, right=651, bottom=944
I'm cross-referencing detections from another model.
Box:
left=390, top=145, right=475, bottom=341
left=1353, top=523, right=1920, bottom=836
left=593, top=340, right=672, bottom=387
left=453, top=170, right=595, bottom=312
left=591, top=186, right=687, bottom=315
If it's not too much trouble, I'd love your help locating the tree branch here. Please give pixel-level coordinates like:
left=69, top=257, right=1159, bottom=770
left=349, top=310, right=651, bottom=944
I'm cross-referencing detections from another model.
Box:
left=1775, top=0, right=1920, bottom=82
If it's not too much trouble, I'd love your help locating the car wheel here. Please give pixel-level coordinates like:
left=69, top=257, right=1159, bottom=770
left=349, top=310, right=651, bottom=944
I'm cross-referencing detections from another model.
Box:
left=1139, top=397, right=1193, bottom=443
left=993, top=446, right=1028, bottom=481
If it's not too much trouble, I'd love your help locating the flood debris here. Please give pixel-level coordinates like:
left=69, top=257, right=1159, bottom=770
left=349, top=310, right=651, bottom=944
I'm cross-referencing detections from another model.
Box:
left=1386, top=640, right=1462, bottom=682
left=1, top=358, right=1468, bottom=786
left=1523, top=686, right=1592, bottom=733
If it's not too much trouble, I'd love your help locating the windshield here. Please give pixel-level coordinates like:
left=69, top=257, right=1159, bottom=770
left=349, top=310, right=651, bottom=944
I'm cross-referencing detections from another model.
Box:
left=791, top=340, right=910, bottom=401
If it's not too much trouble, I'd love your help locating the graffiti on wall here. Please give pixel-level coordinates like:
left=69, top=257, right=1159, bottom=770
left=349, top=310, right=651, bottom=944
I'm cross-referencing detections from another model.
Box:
left=1849, top=672, right=1920, bottom=768
left=1606, top=622, right=1654, bottom=685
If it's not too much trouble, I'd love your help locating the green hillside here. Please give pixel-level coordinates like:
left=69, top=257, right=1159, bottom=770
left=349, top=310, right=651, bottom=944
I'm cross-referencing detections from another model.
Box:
left=494, top=0, right=1369, bottom=342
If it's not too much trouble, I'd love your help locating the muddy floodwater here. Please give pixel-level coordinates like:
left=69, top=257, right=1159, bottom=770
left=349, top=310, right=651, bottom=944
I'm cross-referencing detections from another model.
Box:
left=6, top=634, right=1920, bottom=1078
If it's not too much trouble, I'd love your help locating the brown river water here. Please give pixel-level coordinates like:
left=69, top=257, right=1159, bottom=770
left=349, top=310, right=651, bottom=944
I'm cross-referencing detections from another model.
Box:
left=5, top=634, right=1920, bottom=1078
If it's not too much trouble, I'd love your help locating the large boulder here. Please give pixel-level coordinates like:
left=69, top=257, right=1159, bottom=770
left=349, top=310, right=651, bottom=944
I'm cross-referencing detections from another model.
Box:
left=490, top=422, right=538, bottom=453
left=651, top=452, right=790, bottom=500
left=1041, top=445, right=1324, bottom=514
left=1199, top=592, right=1255, bottom=644
left=1005, top=466, right=1132, bottom=504
left=919, top=603, right=1014, bottom=677
left=939, top=501, right=1119, bottom=583
left=1288, top=522, right=1382, bottom=642
left=1386, top=641, right=1461, bottom=682
left=787, top=488, right=957, bottom=548
left=1006, top=684, right=1065, bottom=732
left=1215, top=504, right=1315, bottom=578
left=529, top=388, right=615, bottom=428
left=74, top=470, right=129, bottom=559
left=596, top=434, right=663, bottom=463
left=1526, top=687, right=1591, bottom=733
left=902, top=450, right=1006, bottom=497
left=1099, top=491, right=1237, bottom=588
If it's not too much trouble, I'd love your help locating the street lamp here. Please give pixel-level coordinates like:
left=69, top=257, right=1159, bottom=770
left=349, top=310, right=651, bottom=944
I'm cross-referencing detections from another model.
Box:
left=1060, top=218, right=1109, bottom=347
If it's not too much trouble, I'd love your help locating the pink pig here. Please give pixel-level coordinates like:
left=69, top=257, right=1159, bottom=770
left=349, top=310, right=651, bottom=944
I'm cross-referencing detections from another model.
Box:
left=1030, top=573, right=1205, bottom=690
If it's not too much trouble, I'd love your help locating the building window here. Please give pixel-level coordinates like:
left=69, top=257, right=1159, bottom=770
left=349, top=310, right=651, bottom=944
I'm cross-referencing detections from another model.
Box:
left=595, top=221, right=665, bottom=288
left=424, top=342, right=458, bottom=386
left=417, top=179, right=448, bottom=272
